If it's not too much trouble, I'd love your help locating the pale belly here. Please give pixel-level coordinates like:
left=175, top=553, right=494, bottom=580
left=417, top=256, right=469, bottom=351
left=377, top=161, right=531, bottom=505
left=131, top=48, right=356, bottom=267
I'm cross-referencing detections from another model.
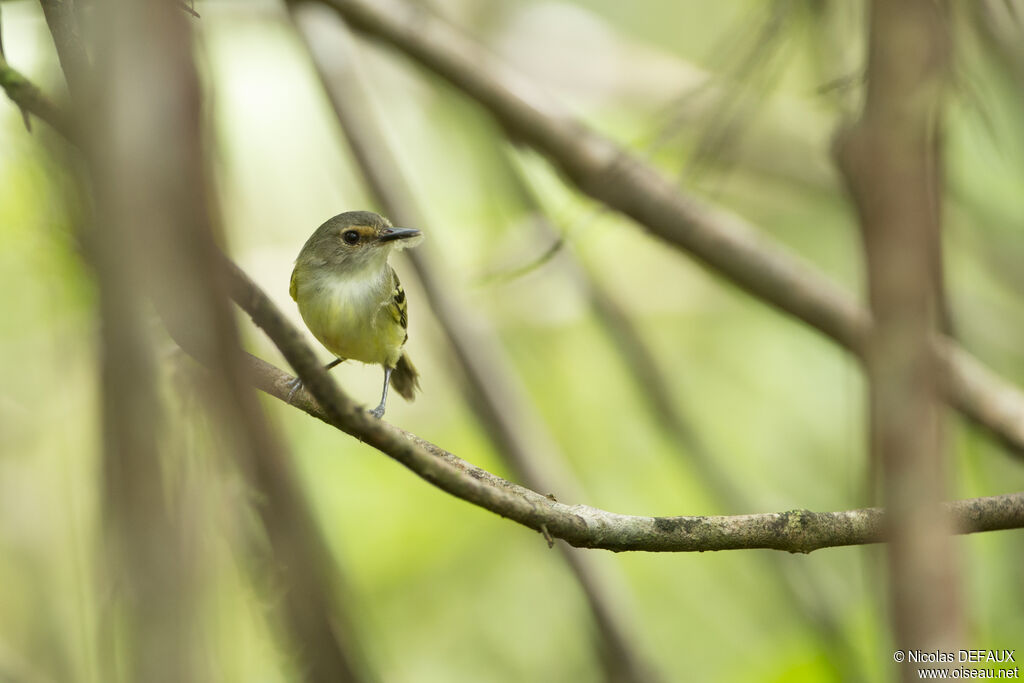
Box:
left=296, top=275, right=405, bottom=367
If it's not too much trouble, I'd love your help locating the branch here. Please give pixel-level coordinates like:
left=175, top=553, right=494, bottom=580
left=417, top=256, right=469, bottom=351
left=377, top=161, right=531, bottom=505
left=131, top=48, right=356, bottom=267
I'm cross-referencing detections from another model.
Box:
left=38, top=0, right=90, bottom=100
left=226, top=260, right=1024, bottom=553
left=308, top=0, right=1024, bottom=456
left=174, top=0, right=200, bottom=18
left=0, top=53, right=75, bottom=140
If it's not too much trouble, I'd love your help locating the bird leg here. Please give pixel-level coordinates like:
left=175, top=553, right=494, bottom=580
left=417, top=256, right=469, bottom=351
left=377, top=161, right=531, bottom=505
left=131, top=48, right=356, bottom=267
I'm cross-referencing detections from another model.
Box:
left=286, top=357, right=344, bottom=402
left=370, top=366, right=392, bottom=419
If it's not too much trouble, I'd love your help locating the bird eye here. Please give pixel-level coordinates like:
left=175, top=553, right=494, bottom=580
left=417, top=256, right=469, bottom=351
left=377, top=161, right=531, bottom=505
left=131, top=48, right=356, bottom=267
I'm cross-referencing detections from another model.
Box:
left=342, top=230, right=360, bottom=245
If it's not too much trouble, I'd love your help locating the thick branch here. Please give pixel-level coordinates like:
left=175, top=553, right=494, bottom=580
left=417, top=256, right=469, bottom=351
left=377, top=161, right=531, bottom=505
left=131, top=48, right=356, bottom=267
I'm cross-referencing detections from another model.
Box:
left=226, top=261, right=1024, bottom=553
left=309, top=0, right=1024, bottom=455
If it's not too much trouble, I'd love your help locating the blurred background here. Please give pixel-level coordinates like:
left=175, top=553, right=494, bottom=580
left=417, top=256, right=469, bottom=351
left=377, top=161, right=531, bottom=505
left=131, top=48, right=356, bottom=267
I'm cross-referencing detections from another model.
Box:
left=1, top=0, right=1023, bottom=680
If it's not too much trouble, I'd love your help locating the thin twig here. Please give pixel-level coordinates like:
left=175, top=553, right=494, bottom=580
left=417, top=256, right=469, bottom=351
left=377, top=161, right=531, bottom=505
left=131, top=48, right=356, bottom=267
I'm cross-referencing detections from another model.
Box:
left=0, top=54, right=76, bottom=140
left=175, top=0, right=200, bottom=18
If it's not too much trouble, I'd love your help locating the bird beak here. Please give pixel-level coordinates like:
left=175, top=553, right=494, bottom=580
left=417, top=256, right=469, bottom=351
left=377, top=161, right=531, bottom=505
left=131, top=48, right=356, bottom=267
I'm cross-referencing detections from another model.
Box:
left=378, top=227, right=421, bottom=242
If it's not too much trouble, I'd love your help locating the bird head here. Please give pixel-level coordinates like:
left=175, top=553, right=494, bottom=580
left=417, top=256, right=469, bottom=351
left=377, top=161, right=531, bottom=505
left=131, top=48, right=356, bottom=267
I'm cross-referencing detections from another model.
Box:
left=298, top=210, right=422, bottom=275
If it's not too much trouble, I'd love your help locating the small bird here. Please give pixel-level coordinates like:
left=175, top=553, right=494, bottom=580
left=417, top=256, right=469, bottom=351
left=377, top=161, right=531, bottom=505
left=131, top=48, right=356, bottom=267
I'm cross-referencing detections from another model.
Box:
left=289, top=211, right=422, bottom=418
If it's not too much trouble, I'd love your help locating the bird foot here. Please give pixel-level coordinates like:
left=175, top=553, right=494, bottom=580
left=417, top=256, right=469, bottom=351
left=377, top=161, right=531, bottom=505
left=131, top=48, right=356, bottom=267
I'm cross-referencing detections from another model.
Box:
left=286, top=377, right=303, bottom=402
left=368, top=403, right=386, bottom=419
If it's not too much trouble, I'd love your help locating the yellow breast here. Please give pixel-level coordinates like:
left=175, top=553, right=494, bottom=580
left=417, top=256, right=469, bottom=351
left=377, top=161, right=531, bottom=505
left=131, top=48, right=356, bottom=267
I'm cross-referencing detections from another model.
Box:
left=293, top=267, right=406, bottom=367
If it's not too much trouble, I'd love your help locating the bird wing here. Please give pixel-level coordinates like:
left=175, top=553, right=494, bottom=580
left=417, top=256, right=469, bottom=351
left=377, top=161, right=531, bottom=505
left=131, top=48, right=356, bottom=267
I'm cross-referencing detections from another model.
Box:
left=388, top=266, right=409, bottom=335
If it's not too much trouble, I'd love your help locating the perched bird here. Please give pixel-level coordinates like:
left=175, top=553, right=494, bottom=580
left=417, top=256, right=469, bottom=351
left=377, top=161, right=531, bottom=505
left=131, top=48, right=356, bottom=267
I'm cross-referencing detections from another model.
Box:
left=289, top=211, right=422, bottom=418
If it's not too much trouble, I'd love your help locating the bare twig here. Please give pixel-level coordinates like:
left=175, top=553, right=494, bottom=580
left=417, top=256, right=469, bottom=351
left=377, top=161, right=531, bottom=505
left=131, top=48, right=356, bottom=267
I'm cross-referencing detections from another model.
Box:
left=175, top=0, right=200, bottom=18
left=293, top=11, right=658, bottom=681
left=0, top=53, right=75, bottom=139
left=308, top=0, right=1024, bottom=455
left=226, top=261, right=1024, bottom=553
left=835, top=0, right=962, bottom=665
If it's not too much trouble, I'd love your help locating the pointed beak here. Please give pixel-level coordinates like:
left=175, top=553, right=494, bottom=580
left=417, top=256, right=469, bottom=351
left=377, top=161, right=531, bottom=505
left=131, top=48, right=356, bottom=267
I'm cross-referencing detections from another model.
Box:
left=378, top=227, right=421, bottom=242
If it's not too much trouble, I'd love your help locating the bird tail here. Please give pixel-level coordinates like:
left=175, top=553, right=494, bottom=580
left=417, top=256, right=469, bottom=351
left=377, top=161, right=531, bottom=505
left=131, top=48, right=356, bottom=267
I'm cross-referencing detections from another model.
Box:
left=390, top=351, right=420, bottom=401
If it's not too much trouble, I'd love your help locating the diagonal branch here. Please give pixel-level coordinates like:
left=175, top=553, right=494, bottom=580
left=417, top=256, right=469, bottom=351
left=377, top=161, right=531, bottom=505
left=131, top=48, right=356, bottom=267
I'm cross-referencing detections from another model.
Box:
left=226, top=259, right=1024, bottom=553
left=308, top=0, right=1024, bottom=456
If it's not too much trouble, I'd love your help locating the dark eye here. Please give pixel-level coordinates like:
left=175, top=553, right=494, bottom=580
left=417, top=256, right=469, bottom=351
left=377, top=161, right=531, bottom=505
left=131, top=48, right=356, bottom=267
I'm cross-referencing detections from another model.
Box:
left=342, top=230, right=360, bottom=245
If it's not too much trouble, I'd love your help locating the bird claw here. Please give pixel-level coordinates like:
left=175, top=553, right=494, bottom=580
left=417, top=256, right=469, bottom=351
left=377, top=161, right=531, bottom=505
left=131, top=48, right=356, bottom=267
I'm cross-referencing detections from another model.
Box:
left=286, top=377, right=303, bottom=402
left=368, top=404, right=386, bottom=419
